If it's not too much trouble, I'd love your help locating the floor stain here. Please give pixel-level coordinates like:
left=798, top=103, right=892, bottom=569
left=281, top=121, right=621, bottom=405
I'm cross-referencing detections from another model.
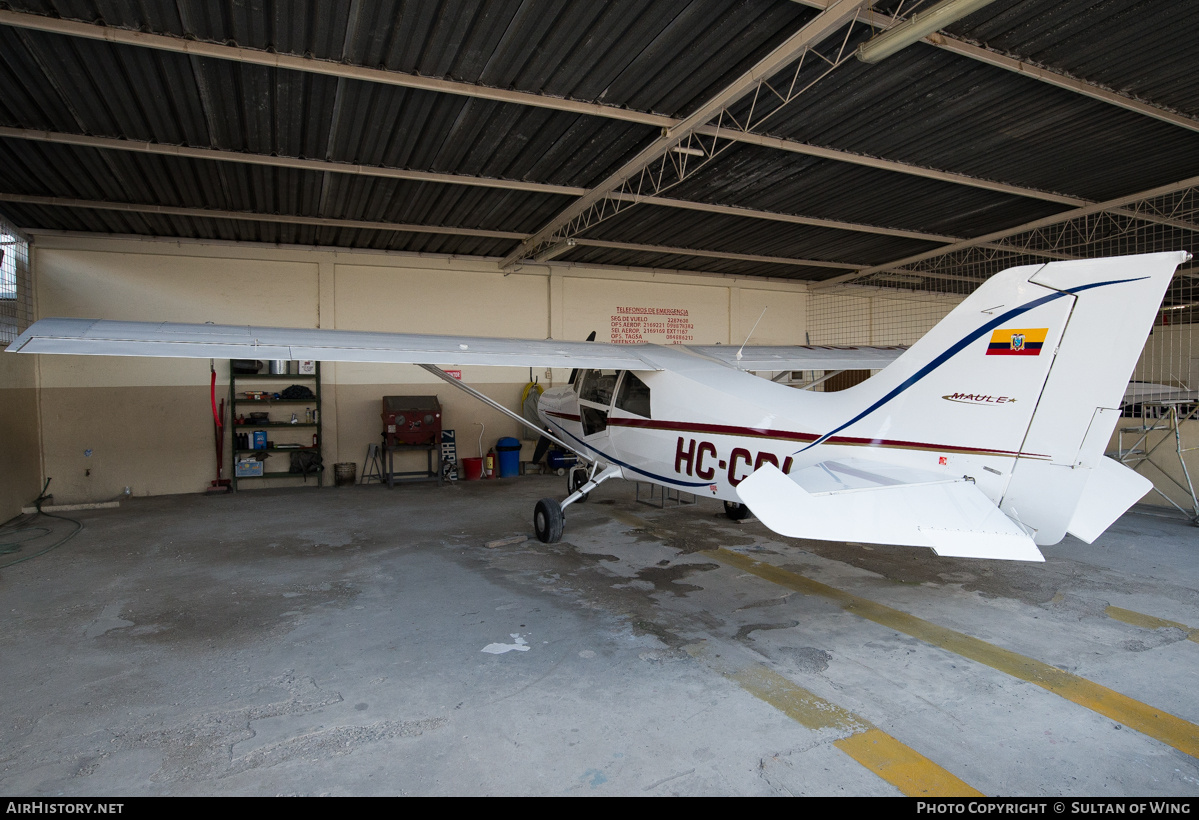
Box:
left=733, top=621, right=801, bottom=642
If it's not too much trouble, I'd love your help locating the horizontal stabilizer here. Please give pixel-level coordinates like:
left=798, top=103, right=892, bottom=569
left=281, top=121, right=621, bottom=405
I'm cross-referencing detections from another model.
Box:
left=736, top=462, right=1044, bottom=562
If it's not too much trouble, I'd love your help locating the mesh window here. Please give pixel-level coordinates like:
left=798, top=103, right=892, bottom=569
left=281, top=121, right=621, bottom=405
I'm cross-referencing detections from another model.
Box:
left=808, top=186, right=1199, bottom=403
left=0, top=218, right=30, bottom=346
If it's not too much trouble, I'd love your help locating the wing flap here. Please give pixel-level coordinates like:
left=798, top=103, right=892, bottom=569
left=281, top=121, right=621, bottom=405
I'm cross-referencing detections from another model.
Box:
left=7, top=318, right=664, bottom=370
left=736, top=462, right=1044, bottom=562
left=686, top=344, right=906, bottom=371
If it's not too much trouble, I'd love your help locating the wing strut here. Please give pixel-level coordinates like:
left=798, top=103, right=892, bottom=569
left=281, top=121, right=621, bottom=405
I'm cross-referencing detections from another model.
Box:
left=417, top=364, right=591, bottom=463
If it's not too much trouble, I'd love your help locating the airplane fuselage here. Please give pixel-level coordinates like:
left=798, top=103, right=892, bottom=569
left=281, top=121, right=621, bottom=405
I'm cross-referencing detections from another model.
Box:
left=536, top=343, right=1010, bottom=507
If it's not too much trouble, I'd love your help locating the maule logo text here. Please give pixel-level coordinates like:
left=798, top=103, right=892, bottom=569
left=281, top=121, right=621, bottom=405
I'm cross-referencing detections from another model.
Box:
left=942, top=393, right=1017, bottom=406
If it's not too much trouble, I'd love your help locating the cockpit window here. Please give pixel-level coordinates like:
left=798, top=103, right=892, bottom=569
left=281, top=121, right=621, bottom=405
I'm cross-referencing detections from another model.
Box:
left=577, top=369, right=618, bottom=405
left=615, top=372, right=652, bottom=417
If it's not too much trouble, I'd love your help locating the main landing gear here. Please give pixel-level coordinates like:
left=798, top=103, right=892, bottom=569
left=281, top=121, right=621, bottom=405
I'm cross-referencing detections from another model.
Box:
left=534, top=464, right=622, bottom=543
left=568, top=466, right=590, bottom=501
left=724, top=500, right=752, bottom=521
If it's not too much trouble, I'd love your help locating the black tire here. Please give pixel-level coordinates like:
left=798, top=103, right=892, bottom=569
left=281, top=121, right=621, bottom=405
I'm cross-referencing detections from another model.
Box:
left=534, top=498, right=565, bottom=543
left=568, top=467, right=590, bottom=502
left=724, top=500, right=751, bottom=521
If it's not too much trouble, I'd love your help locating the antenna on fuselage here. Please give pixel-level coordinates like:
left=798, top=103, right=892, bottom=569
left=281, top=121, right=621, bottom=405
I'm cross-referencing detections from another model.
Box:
left=735, top=307, right=768, bottom=366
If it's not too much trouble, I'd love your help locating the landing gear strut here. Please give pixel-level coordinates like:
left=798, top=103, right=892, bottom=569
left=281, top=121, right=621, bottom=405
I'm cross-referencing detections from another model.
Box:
left=533, top=464, right=622, bottom=543
left=724, top=500, right=752, bottom=521
left=568, top=466, right=589, bottom=502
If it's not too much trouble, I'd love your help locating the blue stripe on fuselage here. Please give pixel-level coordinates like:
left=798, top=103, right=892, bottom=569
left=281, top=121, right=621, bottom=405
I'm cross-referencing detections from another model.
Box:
left=797, top=277, right=1148, bottom=454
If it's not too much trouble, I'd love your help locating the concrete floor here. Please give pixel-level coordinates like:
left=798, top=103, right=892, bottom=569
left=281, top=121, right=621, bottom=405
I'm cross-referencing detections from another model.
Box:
left=1, top=473, right=1198, bottom=796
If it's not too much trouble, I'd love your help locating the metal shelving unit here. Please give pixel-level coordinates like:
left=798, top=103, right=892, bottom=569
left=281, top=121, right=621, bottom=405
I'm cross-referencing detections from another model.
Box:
left=230, top=363, right=323, bottom=490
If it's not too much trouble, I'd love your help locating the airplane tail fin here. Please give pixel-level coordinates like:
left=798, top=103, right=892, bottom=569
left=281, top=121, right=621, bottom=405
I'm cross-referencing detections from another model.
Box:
left=808, top=252, right=1187, bottom=548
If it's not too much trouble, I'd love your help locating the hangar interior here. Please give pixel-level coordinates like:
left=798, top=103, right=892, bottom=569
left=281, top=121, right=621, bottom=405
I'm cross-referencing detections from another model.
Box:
left=2, top=0, right=1199, bottom=797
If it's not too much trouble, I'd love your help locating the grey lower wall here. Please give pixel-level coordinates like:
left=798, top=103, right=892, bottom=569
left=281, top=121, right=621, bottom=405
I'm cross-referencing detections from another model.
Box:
left=0, top=351, right=41, bottom=520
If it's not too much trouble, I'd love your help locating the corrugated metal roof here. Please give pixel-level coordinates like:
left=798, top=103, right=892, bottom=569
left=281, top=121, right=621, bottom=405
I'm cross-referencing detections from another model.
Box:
left=951, top=0, right=1199, bottom=114
left=0, top=0, right=1195, bottom=280
left=753, top=34, right=1199, bottom=203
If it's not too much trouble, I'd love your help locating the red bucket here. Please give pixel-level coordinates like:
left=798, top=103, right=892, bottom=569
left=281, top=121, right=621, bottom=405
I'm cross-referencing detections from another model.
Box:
left=461, top=457, right=484, bottom=481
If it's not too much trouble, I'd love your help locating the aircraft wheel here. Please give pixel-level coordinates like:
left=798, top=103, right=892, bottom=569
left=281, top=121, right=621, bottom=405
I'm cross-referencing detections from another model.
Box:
left=534, top=498, right=565, bottom=543
left=724, top=500, right=751, bottom=521
left=568, top=467, right=590, bottom=502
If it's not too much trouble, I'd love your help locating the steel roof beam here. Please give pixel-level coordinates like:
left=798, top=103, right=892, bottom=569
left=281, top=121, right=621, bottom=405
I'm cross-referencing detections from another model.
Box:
left=11, top=7, right=1195, bottom=142
left=701, top=127, right=1082, bottom=205
left=13, top=123, right=1186, bottom=241
left=571, top=239, right=859, bottom=270
left=0, top=125, right=978, bottom=246
left=0, top=9, right=1124, bottom=215
left=791, top=0, right=1199, bottom=133
left=0, top=192, right=865, bottom=270
left=0, top=10, right=673, bottom=129
left=924, top=34, right=1199, bottom=135
left=707, top=126, right=1199, bottom=234
left=0, top=126, right=588, bottom=197
left=500, top=0, right=876, bottom=267
left=0, top=193, right=526, bottom=240
left=2, top=8, right=1192, bottom=260
left=0, top=191, right=1081, bottom=271
left=815, top=172, right=1199, bottom=287
left=614, top=193, right=1073, bottom=260
left=612, top=192, right=955, bottom=242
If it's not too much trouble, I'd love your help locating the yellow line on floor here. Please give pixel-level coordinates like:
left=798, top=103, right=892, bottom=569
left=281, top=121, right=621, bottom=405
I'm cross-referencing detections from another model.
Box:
left=717, top=658, right=982, bottom=796
left=1105, top=605, right=1199, bottom=643
left=710, top=548, right=1199, bottom=759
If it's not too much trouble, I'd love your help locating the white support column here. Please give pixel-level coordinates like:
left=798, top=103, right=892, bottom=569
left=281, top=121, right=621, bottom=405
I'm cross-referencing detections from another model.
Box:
left=317, top=257, right=338, bottom=467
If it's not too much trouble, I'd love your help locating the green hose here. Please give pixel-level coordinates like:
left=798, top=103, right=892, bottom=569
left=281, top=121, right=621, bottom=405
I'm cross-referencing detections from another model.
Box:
left=0, top=478, right=84, bottom=569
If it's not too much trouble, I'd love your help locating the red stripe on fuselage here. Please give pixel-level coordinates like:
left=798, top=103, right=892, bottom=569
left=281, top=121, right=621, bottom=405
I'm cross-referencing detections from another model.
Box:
left=598, top=416, right=1047, bottom=459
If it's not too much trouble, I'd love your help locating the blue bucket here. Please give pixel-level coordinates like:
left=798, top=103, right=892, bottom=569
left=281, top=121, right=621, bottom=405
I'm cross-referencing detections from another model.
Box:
left=496, top=437, right=521, bottom=478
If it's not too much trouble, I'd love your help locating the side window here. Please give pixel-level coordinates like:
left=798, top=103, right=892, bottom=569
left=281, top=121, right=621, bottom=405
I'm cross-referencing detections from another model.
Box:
left=615, top=372, right=652, bottom=418
left=578, top=369, right=618, bottom=406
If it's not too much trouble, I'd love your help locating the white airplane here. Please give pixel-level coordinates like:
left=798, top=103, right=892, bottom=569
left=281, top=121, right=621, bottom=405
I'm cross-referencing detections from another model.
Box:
left=7, top=251, right=1188, bottom=562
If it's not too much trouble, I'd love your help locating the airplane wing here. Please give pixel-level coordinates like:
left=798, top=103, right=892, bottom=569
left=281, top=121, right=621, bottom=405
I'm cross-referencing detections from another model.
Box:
left=5, top=317, right=666, bottom=370
left=735, top=460, right=1044, bottom=562
left=8, top=317, right=912, bottom=372
left=686, top=344, right=905, bottom=371
left=1121, top=381, right=1199, bottom=407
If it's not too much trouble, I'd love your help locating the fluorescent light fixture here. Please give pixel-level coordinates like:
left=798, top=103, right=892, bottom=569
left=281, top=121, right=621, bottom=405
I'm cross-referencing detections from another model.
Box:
left=531, top=237, right=577, bottom=263
left=672, top=145, right=706, bottom=157
left=857, top=0, right=998, bottom=64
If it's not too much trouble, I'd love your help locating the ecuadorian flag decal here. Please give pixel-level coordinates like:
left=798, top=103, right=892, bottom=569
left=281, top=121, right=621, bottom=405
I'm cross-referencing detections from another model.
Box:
left=987, top=327, right=1048, bottom=356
